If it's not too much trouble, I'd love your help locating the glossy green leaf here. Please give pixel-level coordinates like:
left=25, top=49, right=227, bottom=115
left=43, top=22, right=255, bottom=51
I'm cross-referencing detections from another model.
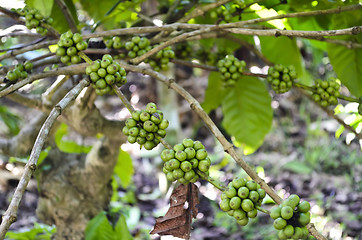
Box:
left=259, top=36, right=309, bottom=84
left=0, top=105, right=20, bottom=135
left=202, top=72, right=228, bottom=113
left=114, top=149, right=134, bottom=188
left=335, top=125, right=345, bottom=139
left=85, top=211, right=132, bottom=240
left=282, top=161, right=313, bottom=174
left=327, top=12, right=362, bottom=97
left=6, top=222, right=55, bottom=240
left=114, top=214, right=132, bottom=240
left=25, top=0, right=54, bottom=17
left=221, top=76, right=272, bottom=155
left=54, top=123, right=92, bottom=154
left=85, top=212, right=115, bottom=240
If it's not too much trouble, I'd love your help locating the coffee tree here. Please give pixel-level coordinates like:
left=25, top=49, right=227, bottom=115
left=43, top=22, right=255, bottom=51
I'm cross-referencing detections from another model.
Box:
left=0, top=0, right=361, bottom=239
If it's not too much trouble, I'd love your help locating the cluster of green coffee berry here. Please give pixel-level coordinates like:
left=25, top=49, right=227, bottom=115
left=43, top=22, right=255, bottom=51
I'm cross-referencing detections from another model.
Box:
left=125, top=36, right=151, bottom=58
left=6, top=62, right=33, bottom=82
left=217, top=55, right=246, bottom=87
left=147, top=46, right=175, bottom=72
left=209, top=1, right=246, bottom=23
left=161, top=139, right=211, bottom=185
left=122, top=103, right=169, bottom=150
left=103, top=36, right=127, bottom=59
left=85, top=54, right=127, bottom=96
left=219, top=178, right=266, bottom=226
left=56, top=31, right=88, bottom=65
left=12, top=6, right=53, bottom=35
left=267, top=64, right=297, bottom=94
left=270, top=194, right=311, bottom=239
left=311, top=78, right=340, bottom=107
left=104, top=36, right=124, bottom=50
left=174, top=42, right=193, bottom=60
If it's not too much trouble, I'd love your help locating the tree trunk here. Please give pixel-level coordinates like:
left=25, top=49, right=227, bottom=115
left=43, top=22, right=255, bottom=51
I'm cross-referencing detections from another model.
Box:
left=36, top=137, right=120, bottom=240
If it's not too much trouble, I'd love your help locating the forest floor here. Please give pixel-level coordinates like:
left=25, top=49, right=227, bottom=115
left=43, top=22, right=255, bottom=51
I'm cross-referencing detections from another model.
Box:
left=1, top=70, right=361, bottom=240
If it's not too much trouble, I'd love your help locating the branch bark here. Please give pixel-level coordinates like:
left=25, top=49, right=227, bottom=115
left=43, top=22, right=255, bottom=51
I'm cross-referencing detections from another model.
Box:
left=0, top=63, right=87, bottom=98
left=0, top=79, right=89, bottom=240
left=0, top=40, right=57, bottom=62
left=225, top=26, right=362, bottom=38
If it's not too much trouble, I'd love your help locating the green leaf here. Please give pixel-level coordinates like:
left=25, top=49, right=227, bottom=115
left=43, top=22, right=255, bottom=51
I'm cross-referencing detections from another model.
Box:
left=49, top=0, right=78, bottom=33
left=0, top=105, right=20, bottom=135
left=114, top=214, right=132, bottom=240
left=85, top=212, right=115, bottom=240
left=259, top=36, right=309, bottom=84
left=6, top=222, right=55, bottom=240
left=335, top=125, right=345, bottom=139
left=202, top=72, right=228, bottom=113
left=85, top=211, right=132, bottom=240
left=327, top=12, right=362, bottom=97
left=114, top=149, right=134, bottom=188
left=282, top=161, right=313, bottom=174
left=25, top=0, right=54, bottom=17
left=37, top=146, right=51, bottom=166
left=79, top=0, right=143, bottom=29
left=54, top=123, right=92, bottom=154
left=221, top=76, right=273, bottom=155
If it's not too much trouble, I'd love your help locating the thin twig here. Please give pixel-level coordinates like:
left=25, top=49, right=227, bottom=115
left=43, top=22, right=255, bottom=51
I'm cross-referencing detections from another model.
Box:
left=0, top=37, right=47, bottom=53
left=296, top=88, right=362, bottom=139
left=0, top=32, right=41, bottom=38
left=0, top=79, right=89, bottom=240
left=225, top=27, right=362, bottom=38
left=294, top=82, right=315, bottom=92
left=54, top=0, right=77, bottom=33
left=42, top=75, right=70, bottom=105
left=196, top=170, right=227, bottom=192
left=163, top=0, right=182, bottom=23
left=306, top=36, right=362, bottom=49
left=255, top=206, right=270, bottom=214
left=112, top=85, right=134, bottom=112
left=0, top=63, right=87, bottom=98
left=130, top=27, right=212, bottom=64
left=158, top=138, right=173, bottom=150
left=170, top=59, right=218, bottom=71
left=0, top=40, right=57, bottom=61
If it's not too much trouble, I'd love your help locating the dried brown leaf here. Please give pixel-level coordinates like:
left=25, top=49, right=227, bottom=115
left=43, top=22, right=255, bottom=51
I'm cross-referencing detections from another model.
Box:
left=150, top=183, right=199, bottom=239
